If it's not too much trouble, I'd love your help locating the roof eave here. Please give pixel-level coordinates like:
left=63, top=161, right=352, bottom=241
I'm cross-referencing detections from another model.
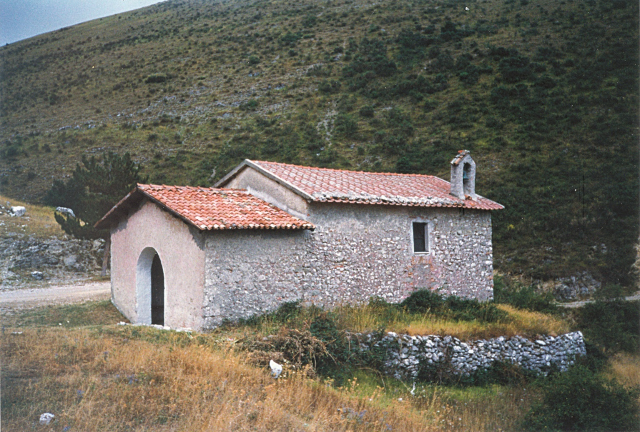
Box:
left=94, top=187, right=143, bottom=230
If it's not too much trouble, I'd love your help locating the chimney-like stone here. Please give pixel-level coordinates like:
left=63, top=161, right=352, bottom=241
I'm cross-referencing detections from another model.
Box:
left=450, top=150, right=476, bottom=200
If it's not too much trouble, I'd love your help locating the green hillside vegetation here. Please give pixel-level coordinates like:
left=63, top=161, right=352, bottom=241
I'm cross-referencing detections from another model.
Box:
left=0, top=0, right=637, bottom=286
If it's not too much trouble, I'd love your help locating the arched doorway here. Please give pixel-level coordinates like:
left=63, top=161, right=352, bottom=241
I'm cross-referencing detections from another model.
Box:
left=136, top=247, right=165, bottom=325
left=151, top=254, right=165, bottom=325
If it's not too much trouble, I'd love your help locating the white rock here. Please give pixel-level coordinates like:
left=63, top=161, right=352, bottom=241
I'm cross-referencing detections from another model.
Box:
left=10, top=206, right=26, bottom=217
left=39, top=413, right=55, bottom=425
left=56, top=207, right=75, bottom=218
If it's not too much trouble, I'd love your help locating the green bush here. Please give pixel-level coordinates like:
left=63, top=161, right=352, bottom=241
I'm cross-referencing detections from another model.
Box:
left=499, top=55, right=533, bottom=83
left=395, top=29, right=432, bottom=64
left=342, top=38, right=397, bottom=90
left=524, top=366, right=639, bottom=431
left=418, top=359, right=537, bottom=386
left=318, top=80, right=341, bottom=94
left=280, top=32, right=301, bottom=46
left=359, top=105, right=375, bottom=118
left=574, top=300, right=639, bottom=354
left=493, top=276, right=557, bottom=313
left=400, top=289, right=444, bottom=313
left=400, top=289, right=509, bottom=323
left=240, top=99, right=259, bottom=110
left=145, top=73, right=169, bottom=83
left=334, top=113, right=358, bottom=138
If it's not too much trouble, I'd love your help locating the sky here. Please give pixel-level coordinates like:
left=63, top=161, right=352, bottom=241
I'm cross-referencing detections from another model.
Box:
left=0, top=0, right=167, bottom=45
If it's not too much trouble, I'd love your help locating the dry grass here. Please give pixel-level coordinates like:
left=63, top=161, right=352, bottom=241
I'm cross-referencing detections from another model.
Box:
left=1, top=327, right=443, bottom=431
left=1, top=301, right=540, bottom=432
left=0, top=194, right=64, bottom=239
left=607, top=353, right=640, bottom=390
left=1, top=300, right=126, bottom=328
left=329, top=302, right=570, bottom=341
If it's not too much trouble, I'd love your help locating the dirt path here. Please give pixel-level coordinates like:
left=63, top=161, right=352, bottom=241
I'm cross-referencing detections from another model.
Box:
left=557, top=292, right=640, bottom=308
left=0, top=281, right=110, bottom=310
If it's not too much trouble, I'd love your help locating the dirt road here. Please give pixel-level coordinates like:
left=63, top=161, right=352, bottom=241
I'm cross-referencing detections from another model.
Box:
left=0, top=281, right=110, bottom=310
left=558, top=292, right=640, bottom=308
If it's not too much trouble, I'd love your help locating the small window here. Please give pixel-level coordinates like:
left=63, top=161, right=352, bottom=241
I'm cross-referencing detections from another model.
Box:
left=413, top=222, right=428, bottom=253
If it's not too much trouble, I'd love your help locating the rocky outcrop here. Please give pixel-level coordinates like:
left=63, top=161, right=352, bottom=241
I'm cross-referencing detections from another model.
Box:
left=0, top=236, right=106, bottom=289
left=552, top=272, right=601, bottom=301
left=351, top=331, right=586, bottom=380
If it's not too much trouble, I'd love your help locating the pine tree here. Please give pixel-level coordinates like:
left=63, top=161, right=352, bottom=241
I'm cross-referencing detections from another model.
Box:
left=44, top=151, right=147, bottom=275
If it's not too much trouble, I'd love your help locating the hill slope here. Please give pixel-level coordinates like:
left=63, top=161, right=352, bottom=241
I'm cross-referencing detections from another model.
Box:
left=0, top=0, right=638, bottom=285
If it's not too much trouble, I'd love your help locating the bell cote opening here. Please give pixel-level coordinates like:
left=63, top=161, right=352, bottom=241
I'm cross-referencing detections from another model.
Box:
left=450, top=150, right=477, bottom=200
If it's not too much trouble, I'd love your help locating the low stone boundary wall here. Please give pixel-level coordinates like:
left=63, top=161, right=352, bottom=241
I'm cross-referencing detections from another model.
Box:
left=352, top=331, right=586, bottom=380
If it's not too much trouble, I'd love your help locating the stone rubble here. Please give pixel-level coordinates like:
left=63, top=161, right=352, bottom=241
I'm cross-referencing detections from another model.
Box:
left=0, top=236, right=105, bottom=289
left=552, top=271, right=602, bottom=301
left=351, top=331, right=586, bottom=380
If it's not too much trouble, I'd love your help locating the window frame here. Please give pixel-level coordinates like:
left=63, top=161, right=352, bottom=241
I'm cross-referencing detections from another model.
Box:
left=411, top=220, right=431, bottom=255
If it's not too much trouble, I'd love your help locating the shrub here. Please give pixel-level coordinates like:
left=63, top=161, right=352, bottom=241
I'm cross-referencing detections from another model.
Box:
left=309, top=313, right=347, bottom=374
left=574, top=299, right=639, bottom=354
left=499, top=55, right=533, bottom=83
left=318, top=80, right=341, bottom=94
left=307, top=64, right=331, bottom=77
left=418, top=359, right=537, bottom=386
left=400, top=289, right=444, bottom=313
left=342, top=37, right=397, bottom=88
left=493, top=276, right=557, bottom=313
left=240, top=99, right=259, bottom=110
left=145, top=73, right=168, bottom=83
left=400, top=289, right=509, bottom=323
left=248, top=55, right=260, bottom=65
left=334, top=113, right=358, bottom=138
left=458, top=65, right=480, bottom=85
left=524, top=366, right=640, bottom=431
left=395, top=29, right=432, bottom=64
left=302, top=14, right=317, bottom=28
left=359, top=105, right=374, bottom=117
left=280, top=32, right=301, bottom=46
left=241, top=326, right=328, bottom=371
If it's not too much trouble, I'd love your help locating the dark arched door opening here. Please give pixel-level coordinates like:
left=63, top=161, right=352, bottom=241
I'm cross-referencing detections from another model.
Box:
left=151, top=254, right=164, bottom=325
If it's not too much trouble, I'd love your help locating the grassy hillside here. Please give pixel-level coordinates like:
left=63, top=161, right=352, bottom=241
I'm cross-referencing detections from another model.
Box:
left=0, top=0, right=637, bottom=285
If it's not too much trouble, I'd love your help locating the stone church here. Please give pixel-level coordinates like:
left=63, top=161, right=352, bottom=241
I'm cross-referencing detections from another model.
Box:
left=95, top=150, right=503, bottom=330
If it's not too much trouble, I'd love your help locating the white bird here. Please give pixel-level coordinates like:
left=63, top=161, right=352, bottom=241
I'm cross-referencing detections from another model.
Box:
left=410, top=382, right=416, bottom=396
left=269, top=360, right=283, bottom=379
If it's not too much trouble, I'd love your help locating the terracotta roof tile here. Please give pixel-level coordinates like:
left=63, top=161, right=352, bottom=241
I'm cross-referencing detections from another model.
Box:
left=96, top=184, right=314, bottom=230
left=249, top=160, right=504, bottom=211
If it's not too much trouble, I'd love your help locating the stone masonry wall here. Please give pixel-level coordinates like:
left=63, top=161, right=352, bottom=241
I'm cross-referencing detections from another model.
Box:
left=202, top=230, right=310, bottom=328
left=303, top=203, right=494, bottom=304
left=353, top=331, right=586, bottom=380
left=203, top=203, right=494, bottom=328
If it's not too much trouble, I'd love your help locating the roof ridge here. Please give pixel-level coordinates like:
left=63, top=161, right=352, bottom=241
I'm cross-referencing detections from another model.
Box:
left=137, top=183, right=248, bottom=193
left=249, top=160, right=443, bottom=179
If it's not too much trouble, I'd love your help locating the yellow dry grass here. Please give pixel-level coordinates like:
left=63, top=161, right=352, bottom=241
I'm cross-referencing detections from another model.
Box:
left=330, top=302, right=570, bottom=340
left=1, top=300, right=544, bottom=431
left=607, top=352, right=640, bottom=390
left=0, top=194, right=64, bottom=238
left=1, top=327, right=443, bottom=431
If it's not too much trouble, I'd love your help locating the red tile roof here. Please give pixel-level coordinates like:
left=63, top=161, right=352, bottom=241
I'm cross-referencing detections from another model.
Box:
left=222, top=160, right=503, bottom=211
left=95, top=184, right=315, bottom=230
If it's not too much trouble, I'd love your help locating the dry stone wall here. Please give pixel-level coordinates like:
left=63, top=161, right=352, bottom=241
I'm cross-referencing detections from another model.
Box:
left=203, top=204, right=495, bottom=328
left=352, top=331, right=586, bottom=380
